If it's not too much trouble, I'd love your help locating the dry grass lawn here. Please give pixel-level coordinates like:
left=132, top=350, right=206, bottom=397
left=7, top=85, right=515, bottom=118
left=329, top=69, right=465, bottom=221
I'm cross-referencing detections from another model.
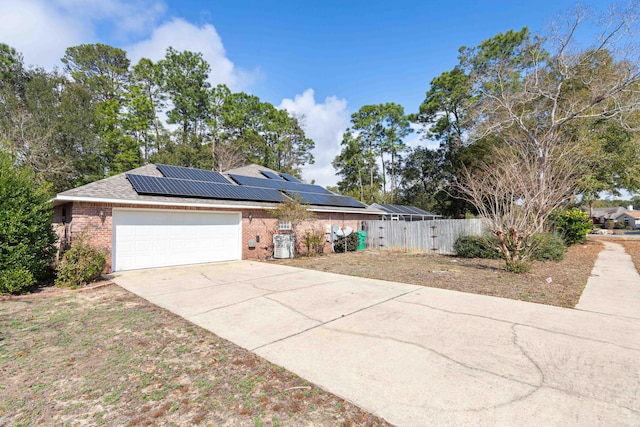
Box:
left=0, top=286, right=390, bottom=427
left=275, top=240, right=604, bottom=308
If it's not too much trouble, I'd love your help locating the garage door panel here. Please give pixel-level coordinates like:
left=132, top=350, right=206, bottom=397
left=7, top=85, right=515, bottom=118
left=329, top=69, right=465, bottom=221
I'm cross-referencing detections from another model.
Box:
left=113, top=210, right=241, bottom=271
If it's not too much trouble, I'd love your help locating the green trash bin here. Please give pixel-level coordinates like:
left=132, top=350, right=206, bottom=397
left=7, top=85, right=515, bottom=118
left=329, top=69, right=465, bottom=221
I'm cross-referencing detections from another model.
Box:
left=355, top=230, right=367, bottom=250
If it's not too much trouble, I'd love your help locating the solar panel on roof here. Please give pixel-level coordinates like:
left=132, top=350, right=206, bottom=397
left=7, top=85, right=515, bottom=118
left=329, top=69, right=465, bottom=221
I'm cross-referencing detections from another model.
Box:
left=259, top=170, right=284, bottom=180
left=156, top=164, right=230, bottom=184
left=126, top=174, right=285, bottom=203
left=285, top=191, right=367, bottom=208
left=279, top=172, right=300, bottom=183
left=228, top=174, right=332, bottom=195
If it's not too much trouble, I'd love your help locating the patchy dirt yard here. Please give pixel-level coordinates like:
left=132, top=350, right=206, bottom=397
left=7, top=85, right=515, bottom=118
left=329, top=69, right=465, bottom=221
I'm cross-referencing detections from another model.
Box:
left=275, top=240, right=604, bottom=308
left=0, top=286, right=390, bottom=427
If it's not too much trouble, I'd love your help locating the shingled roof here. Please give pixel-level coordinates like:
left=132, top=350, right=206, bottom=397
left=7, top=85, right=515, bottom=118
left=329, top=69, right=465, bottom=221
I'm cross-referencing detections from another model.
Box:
left=54, top=164, right=383, bottom=215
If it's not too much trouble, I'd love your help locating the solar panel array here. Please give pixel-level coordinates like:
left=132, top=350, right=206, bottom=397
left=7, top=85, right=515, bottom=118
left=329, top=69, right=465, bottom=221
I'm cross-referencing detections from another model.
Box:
left=377, top=204, right=439, bottom=216
left=127, top=164, right=367, bottom=208
left=285, top=191, right=367, bottom=208
left=229, top=174, right=332, bottom=195
left=279, top=172, right=300, bottom=183
left=126, top=174, right=285, bottom=203
left=157, top=164, right=230, bottom=184
left=259, top=170, right=284, bottom=180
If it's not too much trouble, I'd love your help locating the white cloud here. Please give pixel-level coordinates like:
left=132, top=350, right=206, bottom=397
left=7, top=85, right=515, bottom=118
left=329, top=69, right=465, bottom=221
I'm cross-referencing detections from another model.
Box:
left=126, top=18, right=260, bottom=92
left=0, top=0, right=87, bottom=69
left=0, top=0, right=255, bottom=93
left=56, top=0, right=167, bottom=37
left=278, top=89, right=350, bottom=187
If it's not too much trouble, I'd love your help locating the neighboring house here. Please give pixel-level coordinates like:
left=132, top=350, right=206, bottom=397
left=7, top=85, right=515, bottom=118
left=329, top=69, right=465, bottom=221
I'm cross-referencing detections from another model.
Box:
left=371, top=203, right=443, bottom=221
left=616, top=210, right=640, bottom=229
left=53, top=164, right=383, bottom=272
left=591, top=207, right=628, bottom=225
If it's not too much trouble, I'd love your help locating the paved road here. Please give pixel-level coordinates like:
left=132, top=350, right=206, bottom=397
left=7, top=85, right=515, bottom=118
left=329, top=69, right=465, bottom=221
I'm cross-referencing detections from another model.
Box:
left=113, top=244, right=640, bottom=426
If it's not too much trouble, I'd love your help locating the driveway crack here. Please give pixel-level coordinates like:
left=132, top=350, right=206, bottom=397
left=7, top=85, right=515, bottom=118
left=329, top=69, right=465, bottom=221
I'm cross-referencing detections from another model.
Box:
left=250, top=287, right=420, bottom=351
left=395, top=299, right=640, bottom=352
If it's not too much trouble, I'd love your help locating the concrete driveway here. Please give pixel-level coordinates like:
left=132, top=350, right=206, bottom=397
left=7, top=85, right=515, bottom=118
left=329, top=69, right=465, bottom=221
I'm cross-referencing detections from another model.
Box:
left=113, top=259, right=640, bottom=426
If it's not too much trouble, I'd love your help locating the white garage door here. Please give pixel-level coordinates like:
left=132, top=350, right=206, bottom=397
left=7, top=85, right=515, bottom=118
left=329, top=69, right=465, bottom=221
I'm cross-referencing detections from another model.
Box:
left=112, top=209, right=241, bottom=271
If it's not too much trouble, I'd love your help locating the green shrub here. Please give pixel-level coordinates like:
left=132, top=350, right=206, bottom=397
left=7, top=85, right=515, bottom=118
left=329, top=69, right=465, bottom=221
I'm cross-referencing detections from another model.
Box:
left=455, top=232, right=566, bottom=263
left=553, top=208, right=591, bottom=245
left=55, top=237, right=107, bottom=289
left=0, top=152, right=57, bottom=294
left=301, top=229, right=325, bottom=256
left=454, top=234, right=501, bottom=259
left=527, top=233, right=567, bottom=261
left=0, top=268, right=35, bottom=294
left=334, top=233, right=359, bottom=253
left=505, top=259, right=530, bottom=274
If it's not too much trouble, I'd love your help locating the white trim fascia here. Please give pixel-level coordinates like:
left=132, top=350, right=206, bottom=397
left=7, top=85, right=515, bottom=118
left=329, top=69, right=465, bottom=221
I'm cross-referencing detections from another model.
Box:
left=54, top=195, right=274, bottom=210
left=54, top=195, right=382, bottom=215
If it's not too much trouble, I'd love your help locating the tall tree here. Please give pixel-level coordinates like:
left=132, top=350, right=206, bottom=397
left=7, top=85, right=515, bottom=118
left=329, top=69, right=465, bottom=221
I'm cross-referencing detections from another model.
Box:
left=411, top=66, right=474, bottom=217
left=126, top=58, right=166, bottom=162
left=349, top=105, right=384, bottom=193
left=333, top=131, right=380, bottom=202
left=0, top=65, right=100, bottom=192
left=456, top=5, right=640, bottom=270
left=379, top=103, right=412, bottom=199
left=159, top=47, right=211, bottom=146
left=61, top=43, right=130, bottom=102
left=62, top=44, right=139, bottom=175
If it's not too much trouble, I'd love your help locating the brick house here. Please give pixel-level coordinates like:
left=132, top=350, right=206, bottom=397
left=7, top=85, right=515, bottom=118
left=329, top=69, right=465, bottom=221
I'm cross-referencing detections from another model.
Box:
left=52, top=164, right=382, bottom=272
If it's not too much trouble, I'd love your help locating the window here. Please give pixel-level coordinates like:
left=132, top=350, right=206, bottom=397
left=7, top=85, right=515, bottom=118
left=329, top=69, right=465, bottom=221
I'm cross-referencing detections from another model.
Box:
left=278, top=219, right=292, bottom=231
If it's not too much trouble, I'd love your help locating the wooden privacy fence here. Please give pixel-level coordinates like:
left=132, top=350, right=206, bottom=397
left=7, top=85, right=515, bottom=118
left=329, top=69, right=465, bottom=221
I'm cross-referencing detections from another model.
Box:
left=361, top=219, right=487, bottom=255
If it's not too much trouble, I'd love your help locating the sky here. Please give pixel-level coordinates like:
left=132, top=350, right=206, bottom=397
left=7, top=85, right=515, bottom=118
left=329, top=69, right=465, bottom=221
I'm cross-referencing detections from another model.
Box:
left=0, top=0, right=623, bottom=186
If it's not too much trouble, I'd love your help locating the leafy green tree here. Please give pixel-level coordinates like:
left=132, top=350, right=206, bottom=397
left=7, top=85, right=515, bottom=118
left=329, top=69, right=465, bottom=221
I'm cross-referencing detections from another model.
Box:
left=379, top=103, right=412, bottom=199
left=61, top=43, right=130, bottom=102
left=126, top=58, right=166, bottom=162
left=333, top=131, right=381, bottom=202
left=0, top=43, right=25, bottom=92
left=338, top=103, right=411, bottom=202
left=0, top=152, right=56, bottom=294
left=62, top=44, right=139, bottom=176
left=399, top=146, right=443, bottom=211
left=159, top=47, right=211, bottom=145
left=349, top=105, right=384, bottom=193
left=411, top=67, right=473, bottom=216
left=0, top=66, right=100, bottom=192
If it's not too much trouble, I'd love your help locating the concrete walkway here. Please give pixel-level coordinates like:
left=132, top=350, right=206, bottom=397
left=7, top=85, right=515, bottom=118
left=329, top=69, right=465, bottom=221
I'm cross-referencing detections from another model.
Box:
left=577, top=241, right=640, bottom=319
left=113, top=245, right=640, bottom=426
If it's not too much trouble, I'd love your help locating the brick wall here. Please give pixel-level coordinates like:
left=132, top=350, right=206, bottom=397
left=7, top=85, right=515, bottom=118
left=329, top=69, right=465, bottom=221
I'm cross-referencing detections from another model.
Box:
left=241, top=210, right=373, bottom=259
left=54, top=201, right=376, bottom=270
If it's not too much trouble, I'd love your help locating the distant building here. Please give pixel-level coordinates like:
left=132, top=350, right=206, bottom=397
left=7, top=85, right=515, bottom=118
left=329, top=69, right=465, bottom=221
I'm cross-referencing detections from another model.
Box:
left=591, top=207, right=627, bottom=225
left=616, top=210, right=640, bottom=229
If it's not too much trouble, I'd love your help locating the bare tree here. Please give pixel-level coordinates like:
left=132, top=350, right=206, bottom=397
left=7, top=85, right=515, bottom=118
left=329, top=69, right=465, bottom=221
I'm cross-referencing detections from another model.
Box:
left=458, top=146, right=581, bottom=270
left=457, top=3, right=640, bottom=270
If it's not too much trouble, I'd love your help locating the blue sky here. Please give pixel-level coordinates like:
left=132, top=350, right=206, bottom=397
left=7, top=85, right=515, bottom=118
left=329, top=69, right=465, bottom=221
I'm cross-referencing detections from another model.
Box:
left=0, top=0, right=622, bottom=186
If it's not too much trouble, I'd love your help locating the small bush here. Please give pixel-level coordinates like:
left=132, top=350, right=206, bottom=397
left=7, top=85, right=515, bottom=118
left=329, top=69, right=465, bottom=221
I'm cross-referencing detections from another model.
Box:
left=454, top=234, right=501, bottom=259
left=334, top=233, right=359, bottom=253
left=553, top=208, right=591, bottom=245
left=455, top=232, right=566, bottom=263
left=505, top=259, right=530, bottom=273
left=527, top=233, right=567, bottom=261
left=0, top=268, right=35, bottom=294
left=55, top=237, right=107, bottom=289
left=301, top=229, right=325, bottom=256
